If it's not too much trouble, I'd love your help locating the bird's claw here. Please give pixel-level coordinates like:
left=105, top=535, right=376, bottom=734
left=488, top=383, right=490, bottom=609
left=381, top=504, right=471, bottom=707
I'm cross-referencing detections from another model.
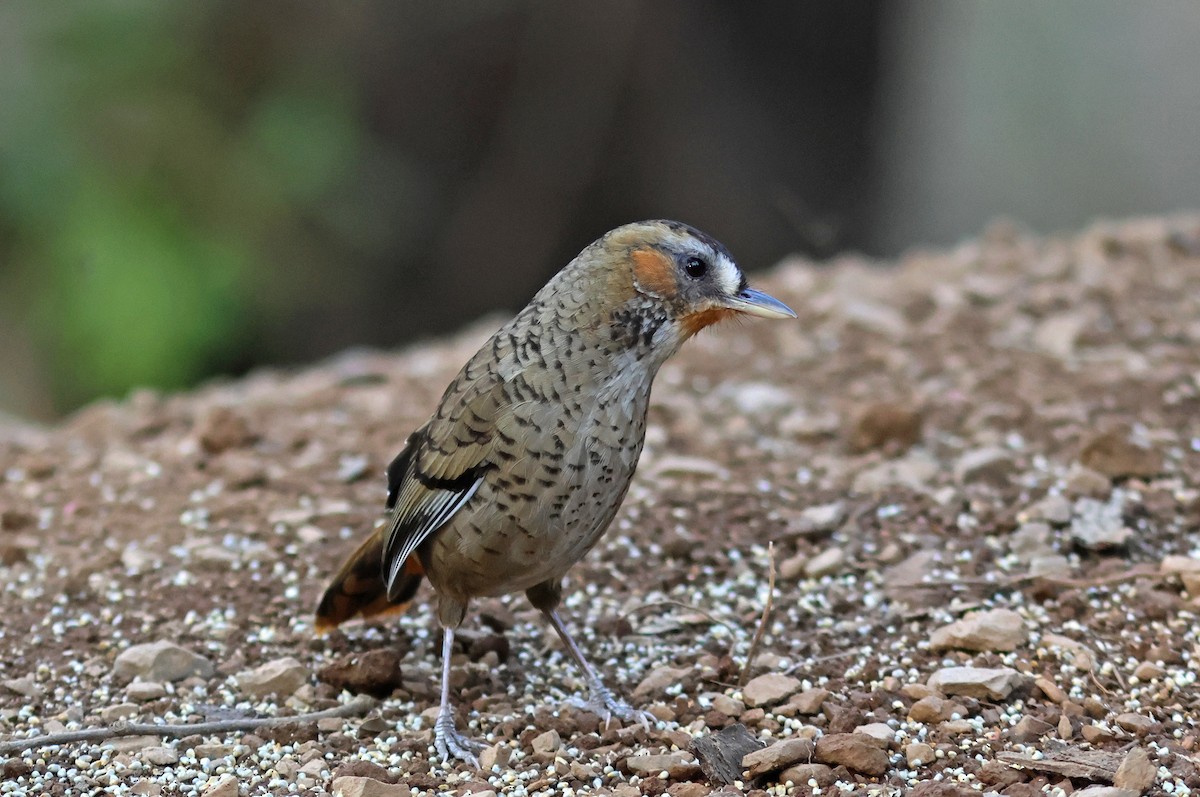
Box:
left=434, top=711, right=484, bottom=767
left=567, top=685, right=653, bottom=730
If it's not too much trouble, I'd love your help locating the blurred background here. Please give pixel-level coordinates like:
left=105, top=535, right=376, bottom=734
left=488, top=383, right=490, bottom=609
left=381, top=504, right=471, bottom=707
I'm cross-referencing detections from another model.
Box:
left=1, top=1, right=1197, bottom=421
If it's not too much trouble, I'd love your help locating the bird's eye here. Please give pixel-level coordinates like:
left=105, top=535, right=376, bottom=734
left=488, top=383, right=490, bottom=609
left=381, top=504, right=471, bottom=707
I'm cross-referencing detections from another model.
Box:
left=684, top=256, right=708, bottom=280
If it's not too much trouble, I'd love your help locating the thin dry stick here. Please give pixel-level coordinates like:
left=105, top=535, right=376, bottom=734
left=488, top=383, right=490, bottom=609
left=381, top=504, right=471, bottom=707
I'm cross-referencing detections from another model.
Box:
left=0, top=695, right=378, bottom=756
left=737, top=541, right=776, bottom=689
left=620, top=600, right=738, bottom=634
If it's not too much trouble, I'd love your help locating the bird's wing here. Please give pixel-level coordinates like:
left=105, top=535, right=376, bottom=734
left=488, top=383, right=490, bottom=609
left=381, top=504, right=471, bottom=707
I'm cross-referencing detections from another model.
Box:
left=380, top=362, right=511, bottom=600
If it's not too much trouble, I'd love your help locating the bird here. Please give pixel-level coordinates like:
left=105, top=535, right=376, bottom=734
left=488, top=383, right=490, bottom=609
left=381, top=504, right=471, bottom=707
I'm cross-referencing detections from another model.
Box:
left=314, top=219, right=795, bottom=765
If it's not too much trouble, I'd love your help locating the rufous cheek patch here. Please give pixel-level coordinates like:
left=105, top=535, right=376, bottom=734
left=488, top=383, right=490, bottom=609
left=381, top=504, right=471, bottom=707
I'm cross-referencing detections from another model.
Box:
left=631, top=248, right=679, bottom=299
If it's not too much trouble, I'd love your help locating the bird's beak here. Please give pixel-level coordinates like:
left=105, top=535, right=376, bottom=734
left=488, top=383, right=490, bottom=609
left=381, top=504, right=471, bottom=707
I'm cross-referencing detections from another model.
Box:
left=722, top=287, right=797, bottom=320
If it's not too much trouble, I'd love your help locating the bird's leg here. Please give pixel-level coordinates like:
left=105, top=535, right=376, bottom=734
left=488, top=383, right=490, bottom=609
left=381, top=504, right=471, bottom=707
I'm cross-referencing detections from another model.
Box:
left=543, top=608, right=651, bottom=728
left=433, top=626, right=484, bottom=766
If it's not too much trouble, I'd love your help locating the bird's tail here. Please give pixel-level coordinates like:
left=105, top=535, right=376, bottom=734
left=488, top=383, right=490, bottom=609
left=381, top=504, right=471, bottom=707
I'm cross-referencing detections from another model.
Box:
left=314, top=532, right=424, bottom=634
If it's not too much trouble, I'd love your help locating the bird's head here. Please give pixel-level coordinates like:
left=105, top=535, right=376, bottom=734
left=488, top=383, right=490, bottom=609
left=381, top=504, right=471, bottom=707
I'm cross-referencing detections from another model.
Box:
left=592, top=220, right=795, bottom=345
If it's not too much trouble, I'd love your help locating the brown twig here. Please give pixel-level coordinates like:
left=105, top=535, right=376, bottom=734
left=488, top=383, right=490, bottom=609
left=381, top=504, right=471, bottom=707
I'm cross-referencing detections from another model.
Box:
left=0, top=695, right=378, bottom=756
left=737, top=541, right=776, bottom=688
left=620, top=600, right=738, bottom=634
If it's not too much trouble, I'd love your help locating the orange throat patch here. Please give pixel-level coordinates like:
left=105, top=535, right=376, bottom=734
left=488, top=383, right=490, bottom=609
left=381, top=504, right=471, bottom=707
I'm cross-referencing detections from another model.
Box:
left=680, top=306, right=736, bottom=339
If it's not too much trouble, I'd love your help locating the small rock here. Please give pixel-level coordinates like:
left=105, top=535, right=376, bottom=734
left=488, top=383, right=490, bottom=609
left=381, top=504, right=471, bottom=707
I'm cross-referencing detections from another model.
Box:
left=1034, top=677, right=1067, bottom=704
left=1064, top=464, right=1113, bottom=498
left=1114, top=712, right=1157, bottom=735
left=779, top=763, right=834, bottom=786
left=852, top=453, right=938, bottom=493
left=649, top=455, right=728, bottom=480
left=1081, top=723, right=1116, bottom=743
left=722, top=382, right=795, bottom=414
left=196, top=407, right=255, bottom=454
left=633, top=665, right=690, bottom=699
left=200, top=775, right=238, bottom=797
left=909, top=696, right=957, bottom=724
left=796, top=502, right=846, bottom=533
left=624, top=752, right=699, bottom=779
left=1161, top=554, right=1200, bottom=597
left=1073, top=789, right=1139, bottom=797
left=1010, top=715, right=1051, bottom=742
left=741, top=673, right=802, bottom=708
left=1113, top=747, right=1156, bottom=792
left=331, top=761, right=395, bottom=783
left=1079, top=431, right=1162, bottom=479
left=113, top=641, right=214, bottom=683
left=711, top=694, right=744, bottom=716
left=905, top=742, right=936, bottom=767
left=927, top=666, right=1024, bottom=700
left=100, top=703, right=139, bottom=722
left=741, top=737, right=815, bottom=778
left=531, top=729, right=560, bottom=755
left=804, top=547, right=845, bottom=578
left=330, top=776, right=411, bottom=797
left=954, top=447, right=1016, bottom=485
left=1132, top=661, right=1165, bottom=681
left=814, top=733, right=889, bottom=776
left=1070, top=495, right=1132, bottom=550
left=479, top=744, right=512, bottom=770
left=784, top=688, right=829, bottom=716
left=847, top=402, right=923, bottom=453
left=1, top=676, right=41, bottom=698
left=665, top=784, right=710, bottom=797
left=126, top=681, right=167, bottom=702
left=1033, top=310, right=1091, bottom=359
left=107, top=735, right=162, bottom=753
left=1022, top=494, right=1073, bottom=525
left=236, top=657, right=309, bottom=698
left=317, top=650, right=403, bottom=698
left=929, top=608, right=1026, bottom=653
left=853, top=723, right=895, bottom=747
left=141, top=747, right=180, bottom=766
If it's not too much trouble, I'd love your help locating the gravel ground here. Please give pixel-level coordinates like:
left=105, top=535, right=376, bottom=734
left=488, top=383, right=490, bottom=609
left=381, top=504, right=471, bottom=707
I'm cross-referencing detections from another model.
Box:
left=2, top=216, right=1200, bottom=797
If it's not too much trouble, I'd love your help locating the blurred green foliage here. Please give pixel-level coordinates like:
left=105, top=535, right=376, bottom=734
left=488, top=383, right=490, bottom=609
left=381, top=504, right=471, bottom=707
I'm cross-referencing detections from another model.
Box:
left=0, top=2, right=362, bottom=416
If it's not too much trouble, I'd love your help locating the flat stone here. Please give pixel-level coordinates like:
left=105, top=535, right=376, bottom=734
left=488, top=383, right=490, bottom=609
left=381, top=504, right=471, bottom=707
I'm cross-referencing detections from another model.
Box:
left=126, top=681, right=167, bottom=702
left=853, top=722, right=895, bottom=747
left=1022, top=494, right=1073, bottom=525
left=1114, top=712, right=1157, bottom=735
left=741, top=673, right=802, bottom=708
left=530, top=729, right=560, bottom=754
left=200, top=775, right=239, bottom=797
left=906, top=742, right=936, bottom=767
left=113, top=641, right=214, bottom=683
left=479, top=743, right=512, bottom=770
left=804, top=547, right=845, bottom=578
left=236, top=656, right=308, bottom=698
left=779, top=762, right=834, bottom=787
left=814, top=733, right=889, bottom=776
left=1079, top=431, right=1162, bottom=479
left=852, top=453, right=938, bottom=493
left=1064, top=464, right=1113, bottom=498
left=1073, top=789, right=1139, bottom=797
left=929, top=608, right=1026, bottom=653
left=330, top=776, right=412, bottom=797
left=624, top=752, right=699, bottom=779
left=100, top=703, right=139, bottom=722
left=784, top=688, right=829, bottom=716
left=1071, top=495, right=1132, bottom=549
left=107, top=735, right=162, bottom=753
left=317, top=649, right=404, bottom=698
left=1113, top=747, right=1156, bottom=792
left=954, top=446, right=1016, bottom=484
left=633, top=665, right=690, bottom=698
left=141, top=746, right=180, bottom=766
left=1, top=676, right=41, bottom=698
left=927, top=666, right=1024, bottom=700
left=1034, top=677, right=1067, bottom=704
left=741, top=737, right=815, bottom=778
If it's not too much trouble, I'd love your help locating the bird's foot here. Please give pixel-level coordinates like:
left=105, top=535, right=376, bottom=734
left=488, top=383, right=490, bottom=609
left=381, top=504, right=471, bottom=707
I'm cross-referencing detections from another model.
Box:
left=567, top=683, right=653, bottom=729
left=434, top=710, right=484, bottom=767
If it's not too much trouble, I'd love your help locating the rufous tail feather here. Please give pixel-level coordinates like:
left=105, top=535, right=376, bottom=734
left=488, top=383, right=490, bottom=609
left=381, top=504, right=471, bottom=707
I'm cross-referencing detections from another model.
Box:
left=314, top=532, right=424, bottom=634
